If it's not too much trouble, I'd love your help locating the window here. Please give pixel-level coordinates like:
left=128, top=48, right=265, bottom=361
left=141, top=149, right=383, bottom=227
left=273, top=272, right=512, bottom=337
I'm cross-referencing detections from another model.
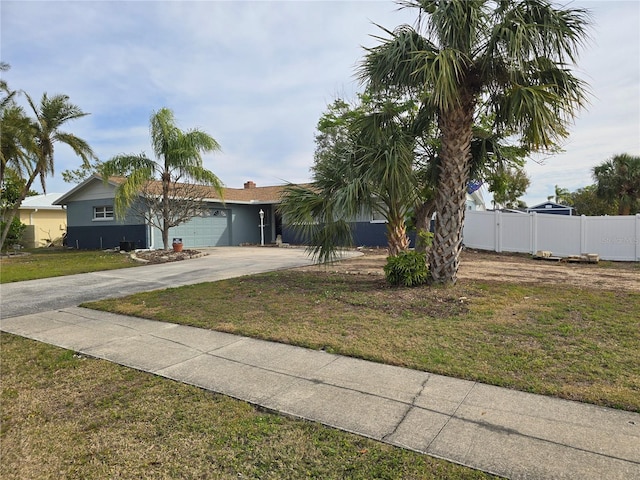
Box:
left=371, top=210, right=387, bottom=223
left=93, top=205, right=114, bottom=220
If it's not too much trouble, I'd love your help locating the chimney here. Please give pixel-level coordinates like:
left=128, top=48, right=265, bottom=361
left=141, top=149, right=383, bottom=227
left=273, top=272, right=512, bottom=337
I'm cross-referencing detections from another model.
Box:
left=244, top=181, right=256, bottom=189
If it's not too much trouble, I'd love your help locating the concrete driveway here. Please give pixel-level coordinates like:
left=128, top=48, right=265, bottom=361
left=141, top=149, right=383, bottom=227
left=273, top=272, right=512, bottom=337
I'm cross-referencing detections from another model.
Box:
left=1, top=247, right=357, bottom=319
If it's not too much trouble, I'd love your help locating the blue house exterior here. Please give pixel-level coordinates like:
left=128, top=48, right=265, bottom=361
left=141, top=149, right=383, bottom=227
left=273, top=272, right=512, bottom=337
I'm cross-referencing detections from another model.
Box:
left=281, top=218, right=401, bottom=248
left=527, top=201, right=574, bottom=216
left=54, top=177, right=282, bottom=250
left=54, top=177, right=486, bottom=250
left=281, top=188, right=486, bottom=248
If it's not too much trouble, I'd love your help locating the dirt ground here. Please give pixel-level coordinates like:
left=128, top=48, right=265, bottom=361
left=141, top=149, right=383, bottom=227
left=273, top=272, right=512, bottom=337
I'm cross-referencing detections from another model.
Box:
left=297, top=248, right=640, bottom=292
left=133, top=247, right=639, bottom=292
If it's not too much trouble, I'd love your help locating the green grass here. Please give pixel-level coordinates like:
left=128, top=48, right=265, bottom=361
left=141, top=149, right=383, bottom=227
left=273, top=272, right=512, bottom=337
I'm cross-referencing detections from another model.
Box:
left=86, top=271, right=640, bottom=412
left=0, top=334, right=495, bottom=480
left=0, top=249, right=138, bottom=283
left=3, top=249, right=638, bottom=476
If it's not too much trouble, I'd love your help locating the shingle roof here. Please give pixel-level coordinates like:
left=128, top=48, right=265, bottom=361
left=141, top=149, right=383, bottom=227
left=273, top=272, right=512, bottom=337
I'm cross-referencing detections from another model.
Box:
left=55, top=175, right=309, bottom=205
left=104, top=176, right=296, bottom=204
left=221, top=185, right=288, bottom=203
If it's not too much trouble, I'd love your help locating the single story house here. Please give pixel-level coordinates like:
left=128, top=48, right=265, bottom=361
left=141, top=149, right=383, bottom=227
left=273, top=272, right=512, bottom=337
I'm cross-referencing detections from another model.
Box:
left=18, top=193, right=67, bottom=248
left=527, top=201, right=574, bottom=216
left=54, top=177, right=284, bottom=250
left=53, top=176, right=486, bottom=250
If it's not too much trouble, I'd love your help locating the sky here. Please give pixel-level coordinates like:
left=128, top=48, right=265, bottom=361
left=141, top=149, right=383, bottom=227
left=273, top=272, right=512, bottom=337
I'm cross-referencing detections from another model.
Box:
left=2, top=0, right=639, bottom=207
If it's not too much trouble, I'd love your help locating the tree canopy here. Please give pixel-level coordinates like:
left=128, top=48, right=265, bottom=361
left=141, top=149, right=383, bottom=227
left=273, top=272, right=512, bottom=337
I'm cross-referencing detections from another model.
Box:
left=359, top=0, right=590, bottom=284
left=592, top=153, right=640, bottom=215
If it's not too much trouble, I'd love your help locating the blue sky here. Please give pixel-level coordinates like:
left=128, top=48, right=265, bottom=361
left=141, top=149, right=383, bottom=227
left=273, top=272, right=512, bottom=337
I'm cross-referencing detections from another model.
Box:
left=2, top=0, right=639, bottom=207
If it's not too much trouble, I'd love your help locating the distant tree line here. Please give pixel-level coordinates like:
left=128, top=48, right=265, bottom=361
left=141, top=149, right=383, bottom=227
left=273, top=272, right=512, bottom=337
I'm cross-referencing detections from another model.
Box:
left=554, top=153, right=640, bottom=216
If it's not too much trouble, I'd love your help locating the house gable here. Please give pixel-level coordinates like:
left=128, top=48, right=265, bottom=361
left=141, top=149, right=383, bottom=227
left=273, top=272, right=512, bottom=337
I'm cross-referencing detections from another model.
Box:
left=527, top=201, right=574, bottom=216
left=54, top=176, right=119, bottom=204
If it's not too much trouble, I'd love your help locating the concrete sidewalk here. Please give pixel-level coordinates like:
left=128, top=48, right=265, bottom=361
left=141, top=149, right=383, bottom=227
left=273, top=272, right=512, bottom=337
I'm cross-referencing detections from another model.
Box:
left=1, top=307, right=638, bottom=479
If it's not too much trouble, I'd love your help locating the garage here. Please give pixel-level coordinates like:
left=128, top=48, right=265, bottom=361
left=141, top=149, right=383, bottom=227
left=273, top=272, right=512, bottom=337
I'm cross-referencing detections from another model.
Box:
left=152, top=208, right=231, bottom=248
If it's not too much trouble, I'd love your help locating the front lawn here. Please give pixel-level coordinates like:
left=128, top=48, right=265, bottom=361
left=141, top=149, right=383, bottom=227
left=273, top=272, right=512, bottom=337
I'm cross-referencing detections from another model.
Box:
left=0, top=333, right=494, bottom=480
left=86, top=270, right=640, bottom=412
left=0, top=249, right=138, bottom=283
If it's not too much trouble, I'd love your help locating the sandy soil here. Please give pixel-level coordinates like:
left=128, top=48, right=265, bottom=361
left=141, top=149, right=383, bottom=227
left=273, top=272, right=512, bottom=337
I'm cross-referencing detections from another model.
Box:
left=133, top=246, right=638, bottom=291
left=298, top=248, right=640, bottom=292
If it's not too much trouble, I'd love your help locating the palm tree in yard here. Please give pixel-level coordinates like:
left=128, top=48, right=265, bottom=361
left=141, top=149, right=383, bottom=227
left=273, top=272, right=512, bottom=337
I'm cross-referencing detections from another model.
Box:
left=360, top=0, right=590, bottom=284
left=279, top=94, right=419, bottom=262
left=593, top=153, right=640, bottom=215
left=100, top=108, right=223, bottom=250
left=0, top=93, right=95, bottom=250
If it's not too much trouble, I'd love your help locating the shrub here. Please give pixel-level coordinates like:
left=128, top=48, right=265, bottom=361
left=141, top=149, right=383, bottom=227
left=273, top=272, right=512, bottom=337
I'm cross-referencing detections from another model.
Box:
left=384, top=250, right=429, bottom=287
left=0, top=217, right=26, bottom=250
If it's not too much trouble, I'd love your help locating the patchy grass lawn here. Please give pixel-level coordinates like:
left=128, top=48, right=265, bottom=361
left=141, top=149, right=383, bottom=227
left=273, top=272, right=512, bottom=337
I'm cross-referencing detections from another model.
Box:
left=86, top=271, right=640, bottom=412
left=0, top=334, right=495, bottom=480
left=0, top=249, right=137, bottom=283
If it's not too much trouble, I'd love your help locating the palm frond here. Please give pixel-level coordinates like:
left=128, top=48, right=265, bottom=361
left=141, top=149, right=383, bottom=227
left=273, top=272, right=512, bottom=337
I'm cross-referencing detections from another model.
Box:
left=278, top=184, right=353, bottom=263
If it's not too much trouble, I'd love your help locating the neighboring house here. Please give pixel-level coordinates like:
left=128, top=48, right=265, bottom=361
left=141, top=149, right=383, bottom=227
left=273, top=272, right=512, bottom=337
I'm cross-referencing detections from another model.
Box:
left=18, top=193, right=67, bottom=248
left=527, top=201, right=574, bottom=216
left=53, top=176, right=487, bottom=250
left=466, top=188, right=486, bottom=212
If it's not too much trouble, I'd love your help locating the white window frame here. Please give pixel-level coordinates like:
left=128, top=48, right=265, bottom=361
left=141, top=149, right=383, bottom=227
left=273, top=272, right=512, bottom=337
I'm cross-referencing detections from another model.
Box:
left=93, top=205, right=114, bottom=221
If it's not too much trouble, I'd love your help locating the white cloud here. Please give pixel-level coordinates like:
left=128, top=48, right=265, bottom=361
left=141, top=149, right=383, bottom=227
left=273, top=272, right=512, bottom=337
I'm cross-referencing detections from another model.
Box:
left=2, top=0, right=638, bottom=206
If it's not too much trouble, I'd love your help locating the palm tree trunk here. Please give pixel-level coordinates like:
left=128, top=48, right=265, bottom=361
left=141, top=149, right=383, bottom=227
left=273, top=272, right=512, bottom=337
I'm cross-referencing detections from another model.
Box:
left=0, top=169, right=38, bottom=250
left=619, top=204, right=631, bottom=216
left=414, top=199, right=435, bottom=253
left=429, top=101, right=475, bottom=285
left=386, top=216, right=410, bottom=256
left=161, top=172, right=171, bottom=249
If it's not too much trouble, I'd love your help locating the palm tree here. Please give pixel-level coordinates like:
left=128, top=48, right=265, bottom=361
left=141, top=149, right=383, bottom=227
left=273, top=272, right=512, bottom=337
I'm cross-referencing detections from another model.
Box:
left=0, top=104, right=35, bottom=186
left=360, top=0, right=590, bottom=284
left=100, top=108, right=223, bottom=249
left=593, top=153, right=640, bottom=215
left=0, top=92, right=95, bottom=250
left=279, top=95, right=419, bottom=261
left=0, top=62, right=17, bottom=110
left=548, top=185, right=571, bottom=204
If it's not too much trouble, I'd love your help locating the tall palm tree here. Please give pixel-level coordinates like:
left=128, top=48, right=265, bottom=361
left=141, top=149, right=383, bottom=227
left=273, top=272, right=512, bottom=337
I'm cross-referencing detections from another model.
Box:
left=360, top=0, right=590, bottom=284
left=0, top=92, right=95, bottom=250
left=100, top=108, right=223, bottom=249
left=593, top=153, right=640, bottom=215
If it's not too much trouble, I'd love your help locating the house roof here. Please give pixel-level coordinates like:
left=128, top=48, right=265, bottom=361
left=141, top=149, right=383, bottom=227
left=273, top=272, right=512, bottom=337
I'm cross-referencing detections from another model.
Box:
left=527, top=201, right=574, bottom=211
left=53, top=175, right=296, bottom=205
left=19, top=193, right=66, bottom=210
left=221, top=185, right=288, bottom=203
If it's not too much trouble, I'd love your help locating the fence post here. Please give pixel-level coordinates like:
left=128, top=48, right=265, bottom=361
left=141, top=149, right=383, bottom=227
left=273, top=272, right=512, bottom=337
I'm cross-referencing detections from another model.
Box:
left=580, top=215, right=587, bottom=254
left=529, top=212, right=537, bottom=254
left=636, top=214, right=640, bottom=261
left=495, top=210, right=502, bottom=253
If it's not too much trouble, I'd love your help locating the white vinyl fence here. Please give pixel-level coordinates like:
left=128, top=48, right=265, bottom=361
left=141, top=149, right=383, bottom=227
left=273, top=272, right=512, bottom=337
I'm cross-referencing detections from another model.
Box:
left=463, top=211, right=640, bottom=261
